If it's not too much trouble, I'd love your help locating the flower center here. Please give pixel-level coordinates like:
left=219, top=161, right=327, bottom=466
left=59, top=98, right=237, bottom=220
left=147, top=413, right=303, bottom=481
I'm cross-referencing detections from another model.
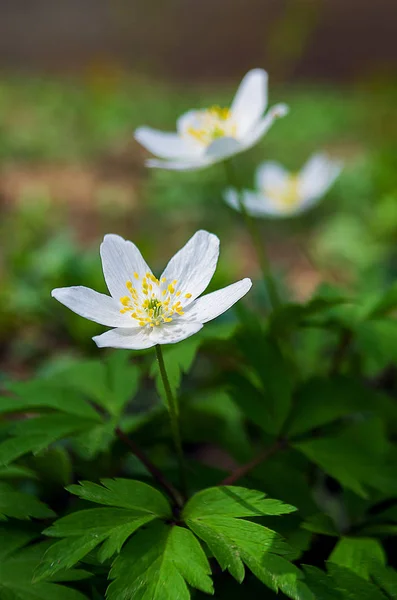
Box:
left=266, top=174, right=301, bottom=209
left=185, top=106, right=237, bottom=146
left=119, top=272, right=192, bottom=328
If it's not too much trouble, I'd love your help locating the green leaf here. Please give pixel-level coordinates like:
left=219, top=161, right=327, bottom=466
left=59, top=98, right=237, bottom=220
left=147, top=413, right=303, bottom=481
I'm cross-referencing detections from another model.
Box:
left=293, top=417, right=397, bottom=497
left=183, top=486, right=306, bottom=599
left=35, top=536, right=108, bottom=582
left=10, top=414, right=98, bottom=440
left=66, top=479, right=171, bottom=516
left=182, top=391, right=252, bottom=462
left=0, top=532, right=89, bottom=600
left=107, top=522, right=213, bottom=599
left=106, top=353, right=141, bottom=416
left=327, top=562, right=388, bottom=600
left=236, top=329, right=294, bottom=434
left=3, top=381, right=101, bottom=421
left=0, top=465, right=37, bottom=480
left=329, top=537, right=385, bottom=579
left=371, top=564, right=397, bottom=599
left=302, top=566, right=344, bottom=599
left=0, top=482, right=55, bottom=520
left=36, top=479, right=172, bottom=579
left=150, top=337, right=200, bottom=405
left=183, top=486, right=297, bottom=519
left=0, top=434, right=55, bottom=467
left=301, top=513, right=339, bottom=537
left=286, top=376, right=384, bottom=437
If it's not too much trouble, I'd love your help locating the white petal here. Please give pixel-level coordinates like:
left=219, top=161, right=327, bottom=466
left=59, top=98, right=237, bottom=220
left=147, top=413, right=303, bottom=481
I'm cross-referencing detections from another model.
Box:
left=176, top=110, right=207, bottom=154
left=231, top=69, right=268, bottom=137
left=146, top=157, right=212, bottom=171
left=184, top=279, right=252, bottom=324
left=134, top=127, right=197, bottom=159
left=255, top=161, right=288, bottom=191
left=93, top=327, right=157, bottom=350
left=242, top=103, right=289, bottom=149
left=205, top=137, right=242, bottom=160
left=100, top=234, right=152, bottom=300
left=223, top=188, right=270, bottom=217
left=51, top=286, right=131, bottom=327
left=299, top=153, right=342, bottom=201
left=150, top=320, right=203, bottom=345
left=160, top=230, right=219, bottom=303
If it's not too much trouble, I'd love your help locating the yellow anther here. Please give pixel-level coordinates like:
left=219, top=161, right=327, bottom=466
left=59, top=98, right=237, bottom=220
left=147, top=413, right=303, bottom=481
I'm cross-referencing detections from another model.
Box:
left=162, top=290, right=167, bottom=296
left=185, top=293, right=192, bottom=299
left=161, top=277, right=166, bottom=283
left=168, top=285, right=175, bottom=294
left=176, top=291, right=181, bottom=297
left=134, top=272, right=139, bottom=279
left=120, top=296, right=131, bottom=306
left=139, top=321, right=145, bottom=327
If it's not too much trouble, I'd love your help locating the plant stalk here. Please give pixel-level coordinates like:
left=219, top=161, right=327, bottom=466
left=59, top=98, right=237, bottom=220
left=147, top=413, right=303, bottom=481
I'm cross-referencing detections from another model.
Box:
left=155, top=344, right=187, bottom=497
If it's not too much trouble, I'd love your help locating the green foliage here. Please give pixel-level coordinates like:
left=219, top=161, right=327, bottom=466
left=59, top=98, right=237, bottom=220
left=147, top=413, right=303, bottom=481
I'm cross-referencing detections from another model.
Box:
left=0, top=526, right=90, bottom=599
left=108, top=523, right=213, bottom=599
left=1, top=76, right=397, bottom=599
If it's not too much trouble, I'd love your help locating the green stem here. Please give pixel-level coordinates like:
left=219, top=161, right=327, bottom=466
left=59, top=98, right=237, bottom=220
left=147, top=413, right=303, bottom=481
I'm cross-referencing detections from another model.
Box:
left=155, top=344, right=187, bottom=497
left=224, top=160, right=281, bottom=310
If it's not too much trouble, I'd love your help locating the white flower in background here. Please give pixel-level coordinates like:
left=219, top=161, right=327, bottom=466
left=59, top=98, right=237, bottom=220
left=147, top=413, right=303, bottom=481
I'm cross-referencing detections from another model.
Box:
left=51, top=231, right=252, bottom=350
left=224, top=153, right=342, bottom=218
left=134, top=69, right=288, bottom=171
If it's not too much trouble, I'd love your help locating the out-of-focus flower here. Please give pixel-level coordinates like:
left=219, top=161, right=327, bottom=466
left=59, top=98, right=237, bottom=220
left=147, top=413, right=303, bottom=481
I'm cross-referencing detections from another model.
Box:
left=134, top=69, right=288, bottom=171
left=224, top=153, right=342, bottom=218
left=51, top=231, right=251, bottom=349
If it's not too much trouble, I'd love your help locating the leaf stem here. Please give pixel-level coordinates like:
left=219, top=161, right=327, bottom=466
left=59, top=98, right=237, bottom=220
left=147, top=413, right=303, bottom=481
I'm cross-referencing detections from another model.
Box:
left=114, top=427, right=183, bottom=507
left=224, top=159, right=281, bottom=310
left=219, top=438, right=286, bottom=486
left=155, top=344, right=187, bottom=498
left=329, top=328, right=353, bottom=376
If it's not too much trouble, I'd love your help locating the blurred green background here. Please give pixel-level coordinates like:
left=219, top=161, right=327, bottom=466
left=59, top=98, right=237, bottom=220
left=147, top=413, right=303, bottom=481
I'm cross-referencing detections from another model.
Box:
left=1, top=0, right=397, bottom=374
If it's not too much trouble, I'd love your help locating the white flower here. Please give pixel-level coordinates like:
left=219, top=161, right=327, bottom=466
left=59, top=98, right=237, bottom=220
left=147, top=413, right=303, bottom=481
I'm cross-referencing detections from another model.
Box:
left=134, top=69, right=288, bottom=171
left=51, top=231, right=252, bottom=350
left=224, top=153, right=342, bottom=218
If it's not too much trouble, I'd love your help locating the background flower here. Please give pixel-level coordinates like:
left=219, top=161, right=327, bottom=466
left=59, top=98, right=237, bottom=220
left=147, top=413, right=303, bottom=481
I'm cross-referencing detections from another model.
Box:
left=134, top=69, right=288, bottom=171
left=224, top=153, right=342, bottom=218
left=51, top=231, right=252, bottom=349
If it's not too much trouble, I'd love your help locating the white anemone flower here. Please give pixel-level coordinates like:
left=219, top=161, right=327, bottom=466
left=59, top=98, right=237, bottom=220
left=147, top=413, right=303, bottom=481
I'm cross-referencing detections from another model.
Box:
left=134, top=69, right=288, bottom=171
left=51, top=231, right=252, bottom=350
left=224, top=153, right=342, bottom=218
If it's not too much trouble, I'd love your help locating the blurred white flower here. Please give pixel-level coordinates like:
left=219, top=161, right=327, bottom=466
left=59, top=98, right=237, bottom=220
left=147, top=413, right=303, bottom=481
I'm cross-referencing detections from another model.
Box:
left=52, top=231, right=251, bottom=350
left=134, top=69, right=288, bottom=171
left=224, top=153, right=342, bottom=218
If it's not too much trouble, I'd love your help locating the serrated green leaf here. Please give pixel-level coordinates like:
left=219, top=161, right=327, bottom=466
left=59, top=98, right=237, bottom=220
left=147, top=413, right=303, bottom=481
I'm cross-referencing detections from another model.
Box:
left=0, top=434, right=54, bottom=467
left=183, top=486, right=297, bottom=519
left=0, top=535, right=89, bottom=600
left=0, top=482, right=55, bottom=520
left=371, top=564, right=397, bottom=599
left=329, top=537, right=385, bottom=579
left=327, top=562, right=388, bottom=600
left=187, top=516, right=292, bottom=582
left=35, top=535, right=108, bottom=582
left=107, top=522, right=213, bottom=599
left=302, top=565, right=344, bottom=599
left=245, top=553, right=315, bottom=600
left=66, top=479, right=171, bottom=516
